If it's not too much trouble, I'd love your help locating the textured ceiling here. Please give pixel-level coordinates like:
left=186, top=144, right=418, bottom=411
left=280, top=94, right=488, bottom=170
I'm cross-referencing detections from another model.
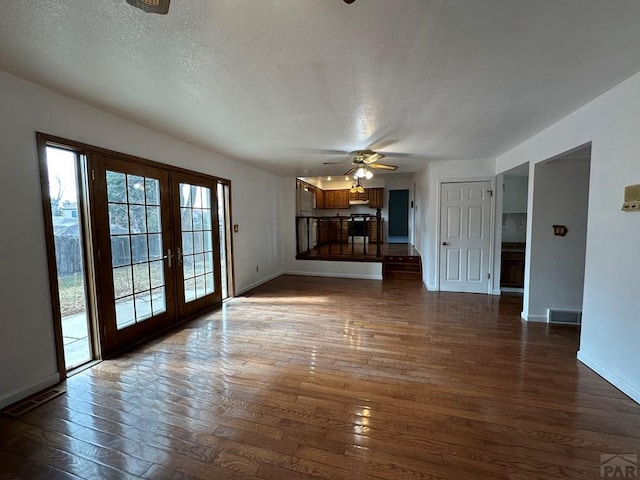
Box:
left=1, top=1, right=640, bottom=177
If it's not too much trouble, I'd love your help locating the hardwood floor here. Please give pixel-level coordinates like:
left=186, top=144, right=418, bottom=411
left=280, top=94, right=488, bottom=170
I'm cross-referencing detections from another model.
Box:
left=1, top=275, right=639, bottom=479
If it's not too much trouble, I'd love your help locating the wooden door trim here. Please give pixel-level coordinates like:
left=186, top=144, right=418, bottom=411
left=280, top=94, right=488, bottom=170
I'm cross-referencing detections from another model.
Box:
left=36, top=132, right=231, bottom=185
left=35, top=135, right=68, bottom=381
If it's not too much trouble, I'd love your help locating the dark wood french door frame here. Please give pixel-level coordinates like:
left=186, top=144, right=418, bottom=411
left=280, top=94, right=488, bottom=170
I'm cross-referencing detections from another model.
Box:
left=37, top=133, right=234, bottom=361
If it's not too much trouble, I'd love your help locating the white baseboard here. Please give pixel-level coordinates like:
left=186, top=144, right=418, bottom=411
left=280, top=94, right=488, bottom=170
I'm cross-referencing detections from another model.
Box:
left=577, top=351, right=640, bottom=404
left=492, top=289, right=502, bottom=296
left=283, top=270, right=382, bottom=281
left=0, top=372, right=60, bottom=410
left=522, top=312, right=547, bottom=322
left=236, top=271, right=283, bottom=295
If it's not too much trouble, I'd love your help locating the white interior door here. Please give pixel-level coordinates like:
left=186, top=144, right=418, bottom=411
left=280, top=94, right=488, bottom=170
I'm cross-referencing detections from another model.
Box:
left=439, top=181, right=492, bottom=293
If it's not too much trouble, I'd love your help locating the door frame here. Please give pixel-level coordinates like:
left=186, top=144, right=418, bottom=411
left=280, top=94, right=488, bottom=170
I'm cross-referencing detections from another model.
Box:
left=435, top=177, right=496, bottom=294
left=36, top=132, right=234, bottom=370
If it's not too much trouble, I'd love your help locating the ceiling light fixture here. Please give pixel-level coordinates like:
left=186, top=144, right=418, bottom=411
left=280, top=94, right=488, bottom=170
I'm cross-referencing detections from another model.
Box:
left=349, top=177, right=365, bottom=194
left=126, top=0, right=170, bottom=14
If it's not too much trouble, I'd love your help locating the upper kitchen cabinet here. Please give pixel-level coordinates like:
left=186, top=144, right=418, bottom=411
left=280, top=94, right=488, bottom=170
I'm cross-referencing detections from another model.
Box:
left=503, top=176, right=528, bottom=213
left=367, top=188, right=384, bottom=209
left=322, top=189, right=350, bottom=209
left=315, top=188, right=324, bottom=209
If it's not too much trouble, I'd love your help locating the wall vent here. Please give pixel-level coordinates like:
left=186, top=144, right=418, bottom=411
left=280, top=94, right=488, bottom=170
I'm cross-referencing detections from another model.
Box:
left=547, top=309, right=582, bottom=325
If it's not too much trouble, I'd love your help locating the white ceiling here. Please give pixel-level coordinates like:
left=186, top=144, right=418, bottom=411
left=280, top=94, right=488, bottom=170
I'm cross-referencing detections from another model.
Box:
left=1, top=1, right=640, bottom=177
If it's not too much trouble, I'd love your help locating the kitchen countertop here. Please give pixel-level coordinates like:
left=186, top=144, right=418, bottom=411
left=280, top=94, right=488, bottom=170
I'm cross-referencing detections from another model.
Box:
left=502, top=242, right=525, bottom=252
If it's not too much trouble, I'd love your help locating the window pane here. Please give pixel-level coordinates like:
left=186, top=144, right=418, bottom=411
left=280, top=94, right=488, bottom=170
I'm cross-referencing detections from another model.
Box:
left=113, top=266, right=133, bottom=299
left=193, top=231, right=204, bottom=254
left=127, top=175, right=145, bottom=204
left=181, top=208, right=192, bottom=231
left=194, top=253, right=205, bottom=276
left=132, top=263, right=150, bottom=294
left=149, top=260, right=164, bottom=289
left=135, top=291, right=152, bottom=321
left=151, top=287, right=166, bottom=315
left=129, top=205, right=147, bottom=233
left=192, top=208, right=203, bottom=231
left=180, top=183, right=190, bottom=207
left=111, top=236, right=131, bottom=267
left=131, top=235, right=149, bottom=263
left=182, top=232, right=193, bottom=255
left=204, top=251, right=214, bottom=273
left=109, top=204, right=129, bottom=233
left=201, top=188, right=211, bottom=209
left=146, top=206, right=161, bottom=233
left=148, top=233, right=163, bottom=261
left=205, top=272, right=215, bottom=295
left=107, top=171, right=127, bottom=203
left=195, top=275, right=206, bottom=299
left=183, top=254, right=194, bottom=280
left=115, top=296, right=136, bottom=329
left=184, top=278, right=196, bottom=302
left=145, top=178, right=160, bottom=205
left=203, top=229, right=212, bottom=252
left=202, top=209, right=212, bottom=230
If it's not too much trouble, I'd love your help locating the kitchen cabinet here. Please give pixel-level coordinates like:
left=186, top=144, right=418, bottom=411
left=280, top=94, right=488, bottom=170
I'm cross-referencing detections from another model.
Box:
left=367, top=188, right=384, bottom=209
left=369, top=219, right=384, bottom=243
left=322, top=189, right=350, bottom=209
left=500, top=243, right=525, bottom=288
left=315, top=188, right=324, bottom=209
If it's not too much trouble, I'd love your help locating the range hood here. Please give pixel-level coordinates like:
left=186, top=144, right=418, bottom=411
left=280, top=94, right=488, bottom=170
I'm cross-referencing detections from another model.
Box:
left=349, top=199, right=370, bottom=205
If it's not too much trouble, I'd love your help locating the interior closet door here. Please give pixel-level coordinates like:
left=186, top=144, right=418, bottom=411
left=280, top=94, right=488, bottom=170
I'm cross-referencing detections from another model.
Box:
left=172, top=172, right=222, bottom=317
left=90, top=154, right=177, bottom=355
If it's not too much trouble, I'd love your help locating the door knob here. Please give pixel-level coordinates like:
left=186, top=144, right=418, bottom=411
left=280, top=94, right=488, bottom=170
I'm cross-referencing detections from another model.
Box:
left=442, top=242, right=449, bottom=246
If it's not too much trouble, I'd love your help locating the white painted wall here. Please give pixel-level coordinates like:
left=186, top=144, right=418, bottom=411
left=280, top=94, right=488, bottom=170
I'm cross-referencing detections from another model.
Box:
left=526, top=157, right=590, bottom=321
left=0, top=71, right=283, bottom=408
left=496, top=69, right=640, bottom=403
left=413, top=158, right=496, bottom=290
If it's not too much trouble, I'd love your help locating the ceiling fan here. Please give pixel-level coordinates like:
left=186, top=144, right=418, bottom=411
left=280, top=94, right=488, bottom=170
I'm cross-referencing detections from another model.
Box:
left=127, top=0, right=353, bottom=14
left=324, top=150, right=398, bottom=177
left=126, top=0, right=170, bottom=14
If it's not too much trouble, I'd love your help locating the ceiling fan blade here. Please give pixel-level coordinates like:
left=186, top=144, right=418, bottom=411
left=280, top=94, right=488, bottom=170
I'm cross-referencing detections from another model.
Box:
left=369, top=163, right=398, bottom=171
left=344, top=167, right=357, bottom=176
left=323, top=161, right=349, bottom=165
left=363, top=153, right=386, bottom=164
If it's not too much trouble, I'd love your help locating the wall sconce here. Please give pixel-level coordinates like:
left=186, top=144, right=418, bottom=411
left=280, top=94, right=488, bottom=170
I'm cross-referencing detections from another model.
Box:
left=552, top=225, right=568, bottom=237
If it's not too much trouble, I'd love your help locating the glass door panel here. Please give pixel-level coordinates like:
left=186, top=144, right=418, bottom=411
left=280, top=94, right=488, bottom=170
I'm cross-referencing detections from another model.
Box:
left=173, top=174, right=222, bottom=316
left=90, top=155, right=176, bottom=355
left=44, top=146, right=94, bottom=370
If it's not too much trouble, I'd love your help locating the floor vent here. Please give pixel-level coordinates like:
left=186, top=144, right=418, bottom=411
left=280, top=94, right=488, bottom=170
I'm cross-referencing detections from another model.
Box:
left=2, top=387, right=66, bottom=418
left=547, top=309, right=582, bottom=325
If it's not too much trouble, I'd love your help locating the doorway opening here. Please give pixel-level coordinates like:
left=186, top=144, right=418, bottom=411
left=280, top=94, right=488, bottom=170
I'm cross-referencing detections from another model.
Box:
left=388, top=189, right=409, bottom=243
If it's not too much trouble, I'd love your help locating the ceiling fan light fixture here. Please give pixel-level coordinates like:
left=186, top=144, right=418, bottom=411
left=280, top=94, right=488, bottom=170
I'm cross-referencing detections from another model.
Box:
left=357, top=185, right=365, bottom=194
left=364, top=170, right=373, bottom=180
left=355, top=167, right=366, bottom=178
left=126, top=0, right=170, bottom=14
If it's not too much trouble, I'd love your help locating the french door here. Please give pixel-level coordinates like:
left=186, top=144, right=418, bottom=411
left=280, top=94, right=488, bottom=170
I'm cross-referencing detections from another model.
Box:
left=172, top=172, right=222, bottom=318
left=90, top=155, right=222, bottom=355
